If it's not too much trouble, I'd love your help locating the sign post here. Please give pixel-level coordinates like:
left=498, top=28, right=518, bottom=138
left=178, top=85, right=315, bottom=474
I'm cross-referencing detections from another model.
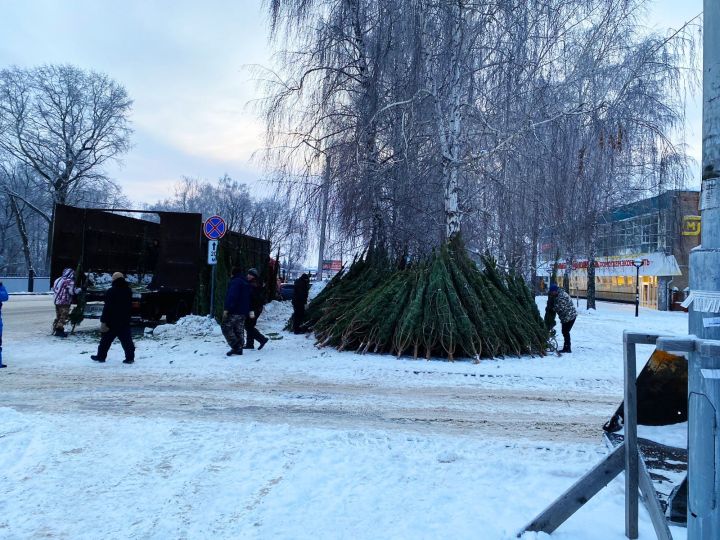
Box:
left=203, top=216, right=226, bottom=317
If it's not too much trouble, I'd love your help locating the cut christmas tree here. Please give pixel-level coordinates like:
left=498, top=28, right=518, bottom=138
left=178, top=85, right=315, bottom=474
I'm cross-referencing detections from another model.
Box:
left=299, top=238, right=550, bottom=360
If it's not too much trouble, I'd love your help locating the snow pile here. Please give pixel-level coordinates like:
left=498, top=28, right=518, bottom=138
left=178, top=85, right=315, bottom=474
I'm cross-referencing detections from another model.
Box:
left=309, top=279, right=329, bottom=300
left=152, top=315, right=222, bottom=338
left=262, top=300, right=293, bottom=325
left=88, top=272, right=152, bottom=286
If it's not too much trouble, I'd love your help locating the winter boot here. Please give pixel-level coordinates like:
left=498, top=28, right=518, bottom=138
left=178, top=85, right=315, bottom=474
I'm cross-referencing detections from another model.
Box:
left=560, top=345, right=572, bottom=354
left=54, top=328, right=68, bottom=338
left=91, top=355, right=106, bottom=362
left=123, top=358, right=134, bottom=364
left=258, top=336, right=269, bottom=350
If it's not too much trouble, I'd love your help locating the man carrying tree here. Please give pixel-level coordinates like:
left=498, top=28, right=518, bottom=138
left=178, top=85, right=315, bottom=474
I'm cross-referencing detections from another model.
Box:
left=52, top=268, right=80, bottom=338
left=548, top=284, right=577, bottom=353
left=91, top=272, right=135, bottom=364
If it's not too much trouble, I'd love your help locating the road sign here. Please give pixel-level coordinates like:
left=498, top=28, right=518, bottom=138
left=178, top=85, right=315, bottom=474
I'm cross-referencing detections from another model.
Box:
left=208, top=240, right=218, bottom=265
left=203, top=215, right=226, bottom=240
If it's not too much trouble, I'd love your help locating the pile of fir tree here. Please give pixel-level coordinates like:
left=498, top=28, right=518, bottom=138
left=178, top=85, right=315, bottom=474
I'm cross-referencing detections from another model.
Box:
left=300, top=238, right=549, bottom=360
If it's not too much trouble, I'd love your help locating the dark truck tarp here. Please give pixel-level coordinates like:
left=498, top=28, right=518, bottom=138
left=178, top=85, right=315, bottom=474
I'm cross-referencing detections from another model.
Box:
left=51, top=204, right=273, bottom=314
left=51, top=204, right=202, bottom=290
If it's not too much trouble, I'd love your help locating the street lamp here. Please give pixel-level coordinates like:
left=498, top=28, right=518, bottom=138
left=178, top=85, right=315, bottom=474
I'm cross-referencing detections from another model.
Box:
left=632, top=258, right=643, bottom=317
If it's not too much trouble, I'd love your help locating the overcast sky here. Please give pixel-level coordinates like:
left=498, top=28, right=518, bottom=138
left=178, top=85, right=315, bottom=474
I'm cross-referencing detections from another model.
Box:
left=0, top=0, right=705, bottom=205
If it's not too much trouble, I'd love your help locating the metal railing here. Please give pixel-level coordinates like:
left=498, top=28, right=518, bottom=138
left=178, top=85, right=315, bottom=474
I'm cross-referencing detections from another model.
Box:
left=520, top=331, right=720, bottom=540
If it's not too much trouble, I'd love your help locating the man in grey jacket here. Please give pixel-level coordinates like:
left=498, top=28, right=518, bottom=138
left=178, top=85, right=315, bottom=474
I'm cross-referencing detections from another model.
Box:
left=549, top=284, right=577, bottom=353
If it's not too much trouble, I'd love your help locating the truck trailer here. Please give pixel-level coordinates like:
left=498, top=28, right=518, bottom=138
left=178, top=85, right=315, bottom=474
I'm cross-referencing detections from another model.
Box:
left=51, top=204, right=272, bottom=324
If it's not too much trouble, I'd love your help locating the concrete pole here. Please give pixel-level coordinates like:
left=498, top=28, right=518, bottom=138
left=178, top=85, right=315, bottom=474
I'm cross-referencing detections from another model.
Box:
left=687, top=2, right=720, bottom=538
left=316, top=154, right=330, bottom=282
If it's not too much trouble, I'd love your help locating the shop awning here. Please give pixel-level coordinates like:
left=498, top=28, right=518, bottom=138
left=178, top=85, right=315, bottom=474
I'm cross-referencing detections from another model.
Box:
left=538, top=252, right=682, bottom=278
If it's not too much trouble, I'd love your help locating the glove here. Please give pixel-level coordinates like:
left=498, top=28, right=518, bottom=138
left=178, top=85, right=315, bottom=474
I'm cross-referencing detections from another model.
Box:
left=100, top=322, right=110, bottom=333
left=249, top=311, right=255, bottom=319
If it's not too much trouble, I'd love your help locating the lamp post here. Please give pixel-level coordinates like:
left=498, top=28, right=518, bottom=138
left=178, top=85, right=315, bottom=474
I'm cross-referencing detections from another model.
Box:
left=632, top=258, right=643, bottom=317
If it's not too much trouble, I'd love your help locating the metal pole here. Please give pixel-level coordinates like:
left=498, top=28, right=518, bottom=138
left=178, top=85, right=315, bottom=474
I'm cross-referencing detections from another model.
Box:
left=623, top=331, right=639, bottom=539
left=210, top=264, right=216, bottom=318
left=635, top=266, right=640, bottom=317
left=687, top=2, right=720, bottom=537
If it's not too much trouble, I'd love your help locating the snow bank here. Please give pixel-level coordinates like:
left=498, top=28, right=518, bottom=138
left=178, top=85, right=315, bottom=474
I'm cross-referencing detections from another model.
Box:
left=262, top=300, right=293, bottom=325
left=151, top=315, right=222, bottom=338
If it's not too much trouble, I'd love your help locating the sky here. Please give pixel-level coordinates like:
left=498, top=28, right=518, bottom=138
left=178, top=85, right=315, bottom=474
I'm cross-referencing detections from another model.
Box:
left=0, top=0, right=706, bottom=206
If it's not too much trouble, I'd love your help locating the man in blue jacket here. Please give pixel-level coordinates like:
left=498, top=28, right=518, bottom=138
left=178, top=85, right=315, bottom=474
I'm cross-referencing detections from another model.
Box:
left=222, top=266, right=251, bottom=356
left=0, top=281, right=9, bottom=368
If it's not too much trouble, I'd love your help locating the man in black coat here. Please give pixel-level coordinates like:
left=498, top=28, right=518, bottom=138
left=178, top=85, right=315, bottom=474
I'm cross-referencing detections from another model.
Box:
left=92, top=272, right=135, bottom=364
left=292, top=273, right=310, bottom=334
left=244, top=268, right=269, bottom=350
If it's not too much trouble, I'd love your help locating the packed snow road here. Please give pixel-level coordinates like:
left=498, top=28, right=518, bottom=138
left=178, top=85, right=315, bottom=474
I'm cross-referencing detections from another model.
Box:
left=3, top=296, right=618, bottom=443
left=2, top=367, right=616, bottom=442
left=0, top=295, right=689, bottom=539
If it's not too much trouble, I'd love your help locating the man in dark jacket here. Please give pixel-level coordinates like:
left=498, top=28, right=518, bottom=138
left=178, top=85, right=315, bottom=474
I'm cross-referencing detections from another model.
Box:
left=292, top=273, right=311, bottom=334
left=244, top=268, right=268, bottom=350
left=223, top=267, right=251, bottom=356
left=549, top=284, right=578, bottom=353
left=92, top=272, right=135, bottom=364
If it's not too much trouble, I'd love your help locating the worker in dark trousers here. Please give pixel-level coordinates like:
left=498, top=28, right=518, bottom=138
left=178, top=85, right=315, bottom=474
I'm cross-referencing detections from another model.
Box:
left=222, top=266, right=251, bottom=356
left=245, top=268, right=269, bottom=350
left=292, top=273, right=310, bottom=334
left=0, top=281, right=8, bottom=368
left=91, top=272, right=135, bottom=364
left=549, top=284, right=577, bottom=353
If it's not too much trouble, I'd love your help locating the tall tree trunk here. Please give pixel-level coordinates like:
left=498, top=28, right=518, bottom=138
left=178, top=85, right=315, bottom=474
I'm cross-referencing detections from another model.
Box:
left=530, top=198, right=540, bottom=293
left=563, top=256, right=573, bottom=294
left=316, top=155, right=331, bottom=281
left=436, top=1, right=463, bottom=240
left=9, top=195, right=35, bottom=279
left=586, top=222, right=597, bottom=310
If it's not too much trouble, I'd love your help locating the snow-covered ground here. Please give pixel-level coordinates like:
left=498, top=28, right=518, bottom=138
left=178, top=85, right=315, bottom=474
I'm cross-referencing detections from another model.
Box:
left=0, top=296, right=689, bottom=539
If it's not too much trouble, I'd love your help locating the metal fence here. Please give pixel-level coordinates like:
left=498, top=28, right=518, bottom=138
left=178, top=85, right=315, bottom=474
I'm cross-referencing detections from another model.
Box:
left=0, top=276, right=50, bottom=293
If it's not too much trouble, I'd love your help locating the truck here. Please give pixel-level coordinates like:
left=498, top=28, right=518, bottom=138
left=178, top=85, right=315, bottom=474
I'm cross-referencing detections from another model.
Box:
left=50, top=204, right=272, bottom=324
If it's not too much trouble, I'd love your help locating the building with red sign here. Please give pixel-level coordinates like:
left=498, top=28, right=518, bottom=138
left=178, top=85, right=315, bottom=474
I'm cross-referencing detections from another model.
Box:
left=539, top=190, right=700, bottom=310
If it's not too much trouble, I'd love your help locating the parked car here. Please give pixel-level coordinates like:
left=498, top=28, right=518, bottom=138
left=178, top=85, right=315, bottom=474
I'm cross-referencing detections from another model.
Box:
left=279, top=283, right=294, bottom=301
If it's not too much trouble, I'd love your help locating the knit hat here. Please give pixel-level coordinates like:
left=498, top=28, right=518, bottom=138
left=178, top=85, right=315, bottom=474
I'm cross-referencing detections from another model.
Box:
left=549, top=284, right=559, bottom=293
left=248, top=268, right=260, bottom=278
left=111, top=272, right=125, bottom=282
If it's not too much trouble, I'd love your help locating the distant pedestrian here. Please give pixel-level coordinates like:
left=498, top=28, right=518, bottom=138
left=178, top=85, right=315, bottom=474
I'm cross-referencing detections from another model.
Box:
left=292, top=273, right=310, bottom=334
left=549, top=284, right=577, bottom=353
left=0, top=281, right=8, bottom=368
left=91, top=272, right=135, bottom=364
left=52, top=268, right=80, bottom=338
left=245, top=268, right=268, bottom=350
left=222, top=267, right=251, bottom=356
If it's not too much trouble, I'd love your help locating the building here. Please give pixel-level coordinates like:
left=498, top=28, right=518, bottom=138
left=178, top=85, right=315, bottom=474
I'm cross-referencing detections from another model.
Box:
left=540, top=190, right=701, bottom=310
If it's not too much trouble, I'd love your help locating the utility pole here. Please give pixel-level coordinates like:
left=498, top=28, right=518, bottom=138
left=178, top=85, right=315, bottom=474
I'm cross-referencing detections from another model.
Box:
left=685, top=2, right=720, bottom=538
left=316, top=154, right=330, bottom=282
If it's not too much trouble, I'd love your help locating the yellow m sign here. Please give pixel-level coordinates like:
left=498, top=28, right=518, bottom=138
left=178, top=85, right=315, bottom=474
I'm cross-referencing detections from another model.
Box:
left=682, top=215, right=701, bottom=236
